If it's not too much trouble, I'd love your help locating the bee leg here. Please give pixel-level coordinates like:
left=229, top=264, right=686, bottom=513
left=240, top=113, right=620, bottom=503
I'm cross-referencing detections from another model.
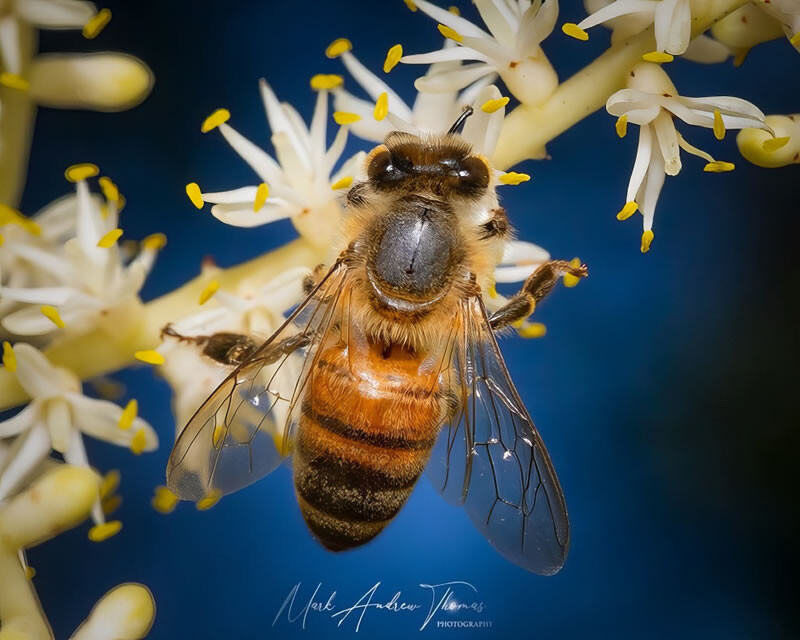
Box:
left=489, top=260, right=588, bottom=331
left=302, top=263, right=328, bottom=295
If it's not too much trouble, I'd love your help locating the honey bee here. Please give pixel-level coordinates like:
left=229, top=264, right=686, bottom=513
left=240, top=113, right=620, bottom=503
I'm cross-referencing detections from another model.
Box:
left=166, top=108, right=588, bottom=575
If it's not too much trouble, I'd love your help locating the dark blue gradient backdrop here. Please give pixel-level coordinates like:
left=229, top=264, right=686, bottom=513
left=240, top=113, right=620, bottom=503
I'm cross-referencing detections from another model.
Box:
left=20, top=2, right=798, bottom=638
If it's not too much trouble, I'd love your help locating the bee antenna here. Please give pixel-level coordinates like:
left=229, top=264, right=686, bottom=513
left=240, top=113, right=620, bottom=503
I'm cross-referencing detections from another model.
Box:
left=447, top=106, right=474, bottom=135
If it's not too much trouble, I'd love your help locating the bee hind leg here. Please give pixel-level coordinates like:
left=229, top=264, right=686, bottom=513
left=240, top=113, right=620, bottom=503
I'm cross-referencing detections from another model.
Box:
left=488, top=260, right=588, bottom=331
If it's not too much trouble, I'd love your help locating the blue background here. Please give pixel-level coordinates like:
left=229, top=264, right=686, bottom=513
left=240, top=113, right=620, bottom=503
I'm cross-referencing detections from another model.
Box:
left=17, top=1, right=798, bottom=638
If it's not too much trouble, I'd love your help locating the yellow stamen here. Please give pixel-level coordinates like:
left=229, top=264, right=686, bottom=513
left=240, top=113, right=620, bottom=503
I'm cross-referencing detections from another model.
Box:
left=561, top=23, right=588, bottom=41
left=0, top=72, right=30, bottom=91
left=404, top=0, right=417, bottom=11
left=82, top=8, right=111, bottom=39
left=118, top=399, right=137, bottom=431
left=519, top=323, right=547, bottom=339
left=198, top=279, right=220, bottom=305
left=383, top=44, right=403, bottom=73
left=201, top=108, right=230, bottom=133
left=0, top=233, right=3, bottom=247
left=310, top=74, right=344, bottom=90
left=152, top=486, right=179, bottom=514
left=481, top=97, right=509, bottom=113
left=790, top=32, right=800, bottom=47
left=134, top=350, right=165, bottom=365
left=616, top=114, right=628, bottom=138
left=488, top=284, right=497, bottom=299
left=703, top=161, right=735, bottom=173
left=212, top=424, right=225, bottom=449
left=97, top=228, right=123, bottom=248
left=374, top=92, right=389, bottom=121
left=98, top=176, right=120, bottom=202
left=88, top=520, right=122, bottom=542
left=25, top=566, right=36, bottom=580
left=762, top=136, right=790, bottom=152
left=499, top=172, right=530, bottom=185
left=142, top=232, right=167, bottom=251
left=616, top=201, right=638, bottom=220
left=130, top=428, right=147, bottom=455
left=40, top=306, right=65, bottom=329
left=254, top=182, right=269, bottom=211
left=196, top=489, right=222, bottom=511
left=712, top=108, right=725, bottom=140
left=102, top=494, right=122, bottom=516
left=448, top=6, right=460, bottom=15
left=642, top=51, right=674, bottom=63
left=65, top=163, right=99, bottom=183
left=640, top=230, right=654, bottom=253
left=333, top=111, right=362, bottom=125
left=325, top=38, right=352, bottom=58
left=331, top=176, right=354, bottom=190
left=186, top=182, right=204, bottom=209
left=563, top=258, right=582, bottom=288
left=99, top=469, right=121, bottom=499
left=437, top=24, right=463, bottom=43
left=2, top=342, right=16, bottom=373
left=0, top=204, right=41, bottom=235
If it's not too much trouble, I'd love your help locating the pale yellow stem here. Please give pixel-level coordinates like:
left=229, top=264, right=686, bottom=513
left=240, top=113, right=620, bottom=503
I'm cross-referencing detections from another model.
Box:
left=493, top=0, right=751, bottom=170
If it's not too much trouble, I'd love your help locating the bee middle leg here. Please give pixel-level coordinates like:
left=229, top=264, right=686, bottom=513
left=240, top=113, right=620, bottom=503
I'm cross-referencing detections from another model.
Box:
left=489, top=260, right=588, bottom=331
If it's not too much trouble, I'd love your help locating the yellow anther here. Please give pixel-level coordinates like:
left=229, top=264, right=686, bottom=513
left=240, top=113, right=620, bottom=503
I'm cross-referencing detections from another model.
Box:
left=703, top=160, right=735, bottom=172
left=617, top=201, right=639, bottom=220
left=563, top=258, right=582, bottom=288
left=0, top=233, right=3, bottom=247
left=201, top=108, right=230, bottom=133
left=561, top=23, right=588, bottom=41
left=2, top=342, right=16, bottom=373
left=326, top=38, right=352, bottom=58
left=384, top=44, right=403, bottom=73
left=102, top=494, right=122, bottom=516
left=134, top=350, right=165, bottom=365
left=310, top=74, right=344, bottom=90
left=40, top=305, right=65, bottom=329
left=448, top=6, right=460, bottom=14
left=499, top=172, right=530, bottom=185
left=196, top=489, right=222, bottom=511
left=331, top=176, right=354, bottom=190
left=99, top=469, right=121, bottom=499
left=254, top=182, right=269, bottom=211
left=488, top=284, right=497, bottom=299
left=0, top=72, right=30, bottom=91
left=374, top=92, right=389, bottom=121
left=186, top=182, right=204, bottom=209
left=616, top=114, right=628, bottom=138
left=130, top=427, right=147, bottom=455
left=640, top=229, right=654, bottom=253
left=88, top=520, right=122, bottom=542
left=519, top=323, right=547, bottom=339
left=142, top=232, right=167, bottom=251
left=333, top=111, right=362, bottom=125
left=438, top=24, right=463, bottom=43
left=65, top=163, right=99, bottom=183
left=97, top=227, right=123, bottom=248
left=198, top=279, right=220, bottom=305
left=762, top=136, right=790, bottom=152
left=642, top=51, right=674, bottom=63
left=712, top=108, right=725, bottom=140
left=118, top=399, right=137, bottom=431
left=790, top=32, right=800, bottom=47
left=404, top=0, right=417, bottom=11
left=98, top=176, right=120, bottom=202
left=82, top=8, right=111, bottom=39
left=212, top=424, right=225, bottom=449
left=152, top=486, right=179, bottom=514
left=25, top=566, right=36, bottom=580
left=481, top=97, right=509, bottom=113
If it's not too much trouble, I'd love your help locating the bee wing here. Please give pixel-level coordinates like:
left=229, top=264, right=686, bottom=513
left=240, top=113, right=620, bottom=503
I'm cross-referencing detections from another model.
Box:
left=166, top=262, right=350, bottom=501
left=428, top=295, right=570, bottom=575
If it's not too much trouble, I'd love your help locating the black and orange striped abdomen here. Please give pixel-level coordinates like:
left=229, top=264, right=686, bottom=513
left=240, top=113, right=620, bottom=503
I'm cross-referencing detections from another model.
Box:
left=294, top=340, right=446, bottom=551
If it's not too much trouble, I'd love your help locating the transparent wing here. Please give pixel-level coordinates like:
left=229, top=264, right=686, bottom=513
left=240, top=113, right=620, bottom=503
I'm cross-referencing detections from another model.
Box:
left=428, top=296, right=570, bottom=575
left=166, top=262, right=350, bottom=501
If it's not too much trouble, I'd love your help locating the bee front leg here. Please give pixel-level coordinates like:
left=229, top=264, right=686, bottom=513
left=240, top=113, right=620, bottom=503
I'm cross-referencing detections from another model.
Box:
left=489, top=260, right=588, bottom=331
left=302, top=263, right=328, bottom=295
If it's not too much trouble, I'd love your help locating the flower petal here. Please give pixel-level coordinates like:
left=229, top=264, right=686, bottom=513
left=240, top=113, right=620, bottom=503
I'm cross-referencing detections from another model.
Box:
left=0, top=422, right=51, bottom=502
left=654, top=0, right=691, bottom=54
left=11, top=344, right=71, bottom=398
left=16, top=0, right=96, bottom=29
left=682, top=34, right=731, bottom=63
left=210, top=202, right=294, bottom=228
left=0, top=402, right=38, bottom=438
left=414, top=63, right=495, bottom=93
left=339, top=52, right=413, bottom=121
left=413, top=0, right=493, bottom=39
left=65, top=393, right=158, bottom=450
left=652, top=110, right=681, bottom=175
left=218, top=123, right=282, bottom=185
left=627, top=123, right=654, bottom=203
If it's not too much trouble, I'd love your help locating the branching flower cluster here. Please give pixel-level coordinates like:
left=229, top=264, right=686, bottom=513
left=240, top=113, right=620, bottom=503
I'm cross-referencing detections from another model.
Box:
left=0, top=0, right=797, bottom=637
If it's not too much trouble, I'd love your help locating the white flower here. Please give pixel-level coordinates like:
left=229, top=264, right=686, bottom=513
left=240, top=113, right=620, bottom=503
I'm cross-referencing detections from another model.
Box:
left=158, top=267, right=308, bottom=431
left=753, top=0, right=800, bottom=53
left=0, top=343, right=158, bottom=523
left=189, top=81, right=365, bottom=249
left=0, top=166, right=164, bottom=337
left=400, top=0, right=560, bottom=105
left=606, top=62, right=771, bottom=251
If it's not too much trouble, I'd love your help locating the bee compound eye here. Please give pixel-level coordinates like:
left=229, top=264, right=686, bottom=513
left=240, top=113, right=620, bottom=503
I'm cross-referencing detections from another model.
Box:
left=456, top=156, right=490, bottom=194
left=367, top=150, right=394, bottom=181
